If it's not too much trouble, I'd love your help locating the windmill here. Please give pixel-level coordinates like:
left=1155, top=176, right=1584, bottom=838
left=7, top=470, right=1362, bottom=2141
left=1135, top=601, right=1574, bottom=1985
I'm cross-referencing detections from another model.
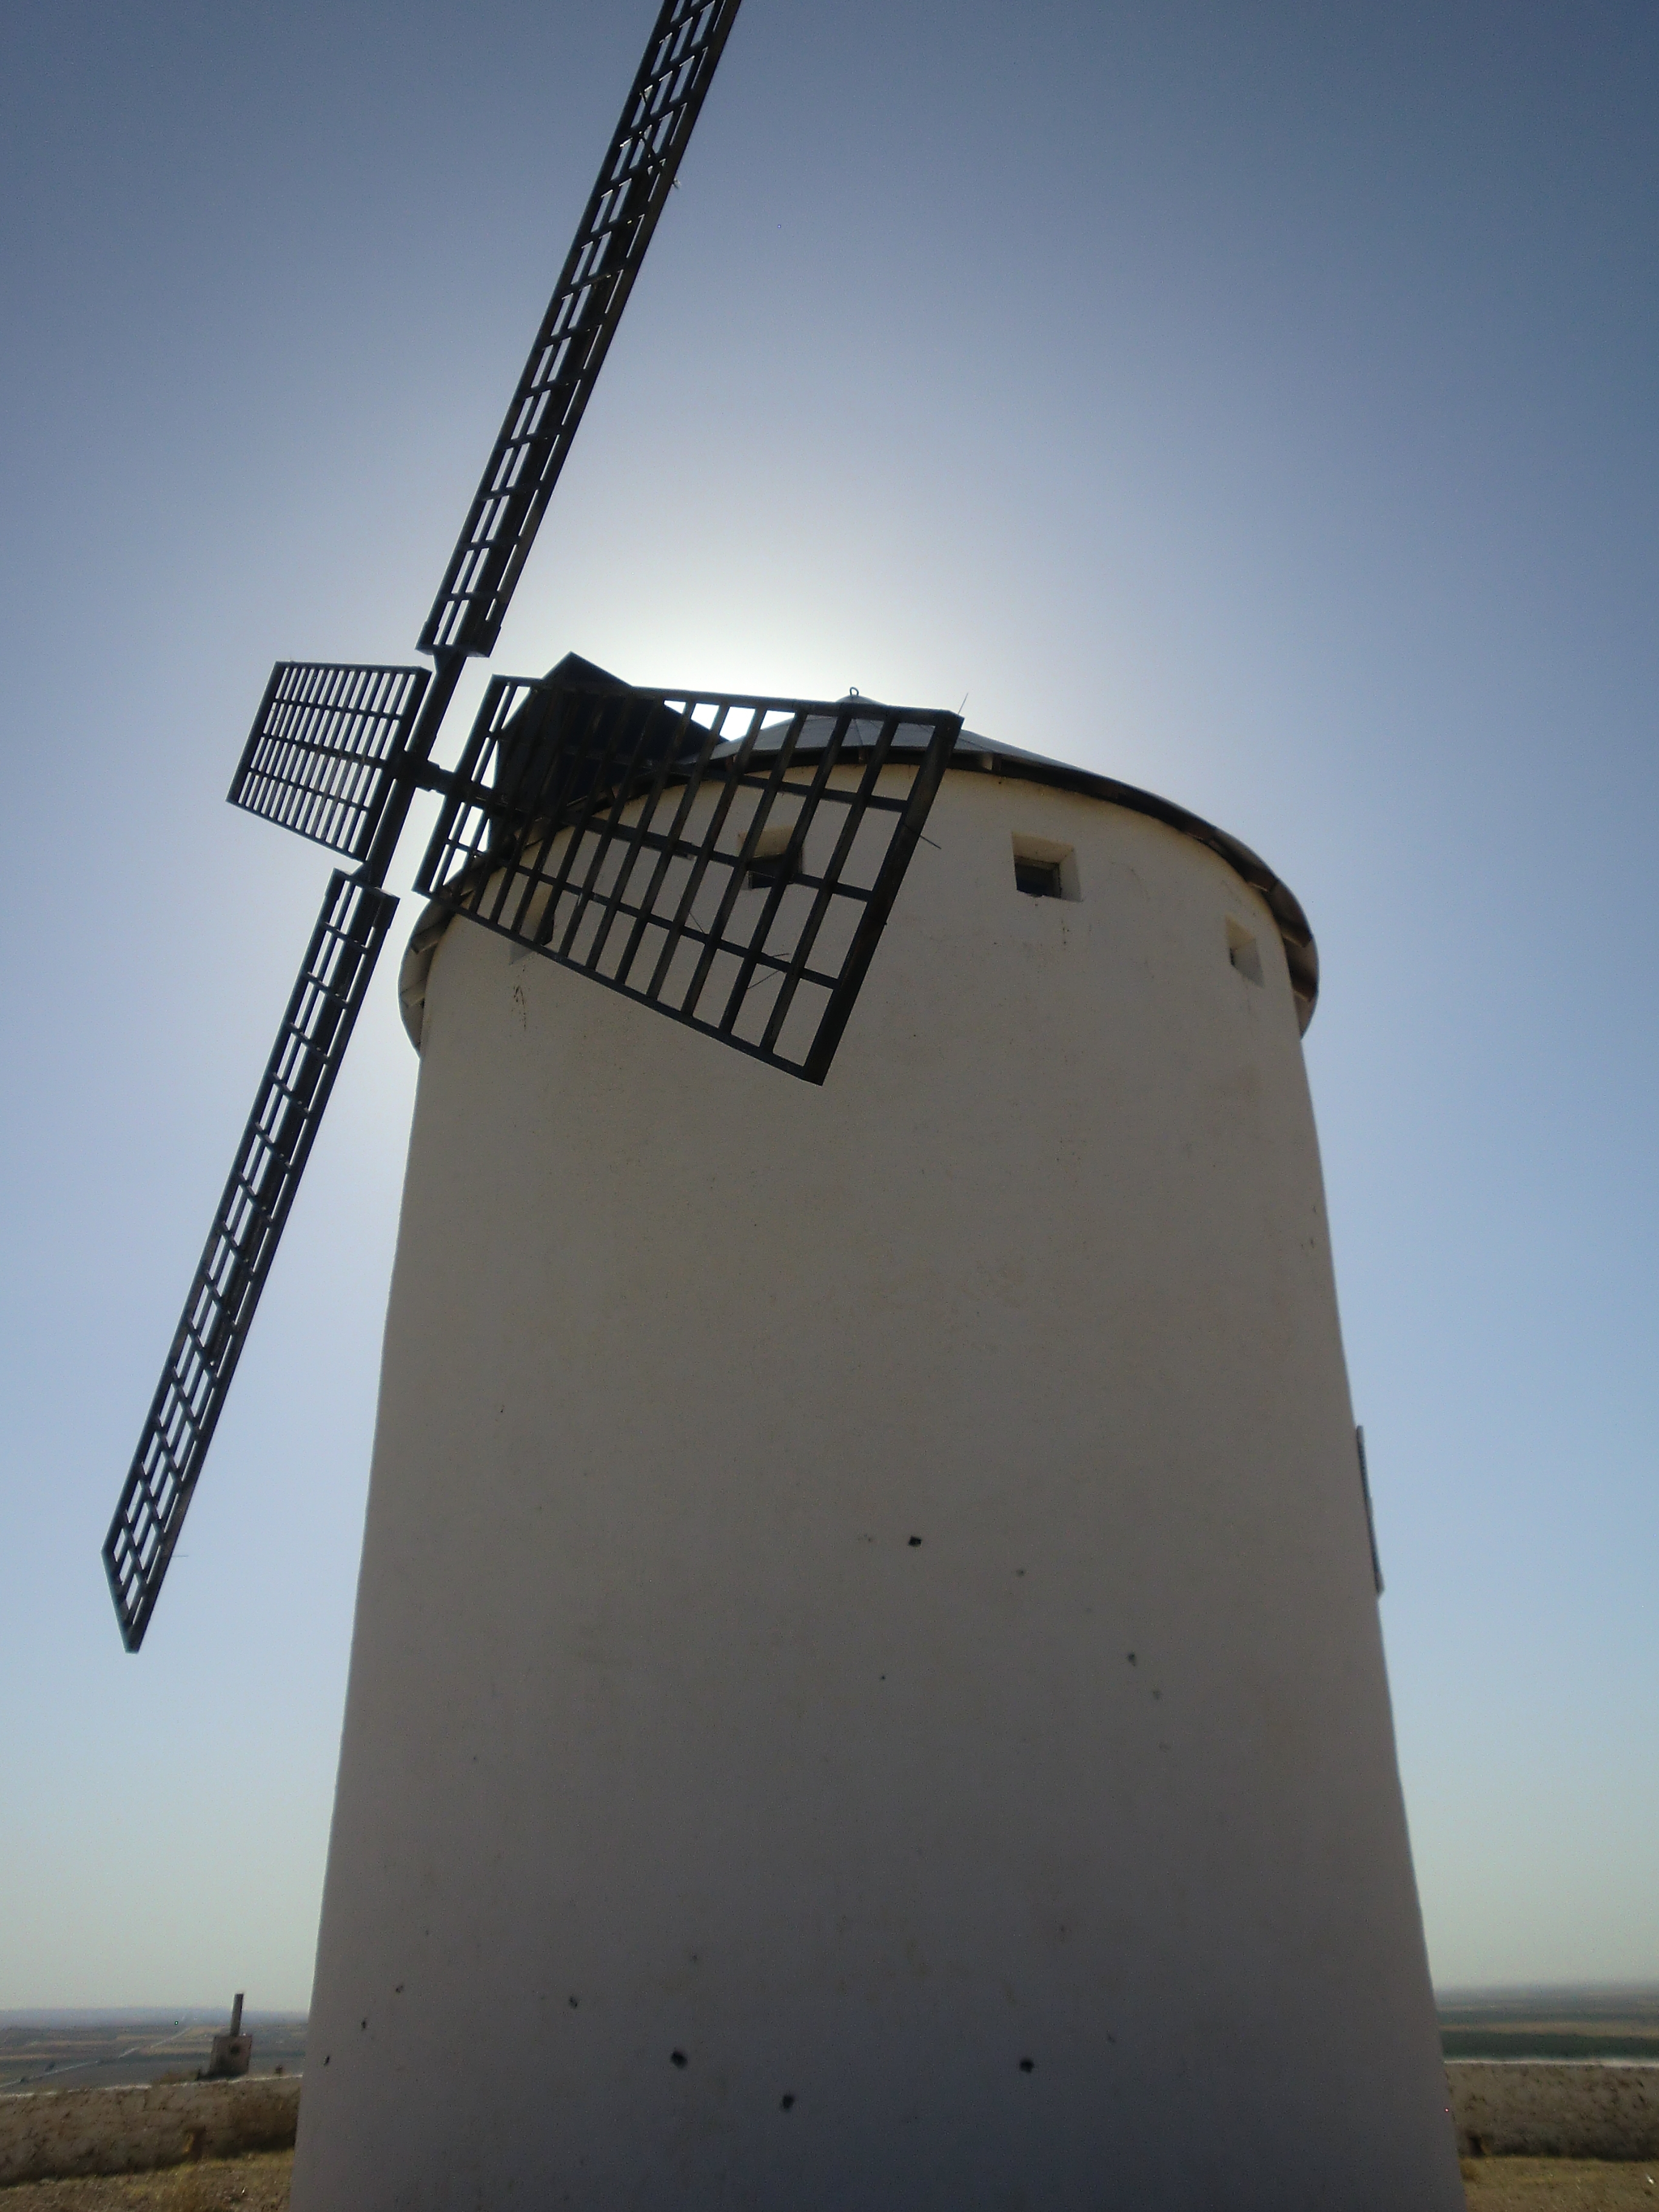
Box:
left=107, top=7, right=1461, bottom=2207
left=102, top=0, right=961, bottom=1655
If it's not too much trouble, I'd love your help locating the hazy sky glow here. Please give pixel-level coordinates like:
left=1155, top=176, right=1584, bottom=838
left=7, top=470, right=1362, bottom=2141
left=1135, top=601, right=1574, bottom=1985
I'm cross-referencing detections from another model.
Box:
left=2, top=1, right=1655, bottom=2008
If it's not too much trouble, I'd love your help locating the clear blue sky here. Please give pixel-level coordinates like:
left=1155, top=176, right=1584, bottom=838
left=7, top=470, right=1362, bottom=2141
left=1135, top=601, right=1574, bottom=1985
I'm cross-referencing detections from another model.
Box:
left=2, top=1, right=1654, bottom=2009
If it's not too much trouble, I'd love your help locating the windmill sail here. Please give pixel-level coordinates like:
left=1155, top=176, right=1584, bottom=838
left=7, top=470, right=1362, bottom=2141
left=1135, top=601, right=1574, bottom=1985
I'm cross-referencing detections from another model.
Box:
left=419, top=0, right=745, bottom=659
left=106, top=0, right=747, bottom=1646
left=229, top=662, right=431, bottom=862
left=418, top=676, right=960, bottom=1083
left=103, top=873, right=398, bottom=1650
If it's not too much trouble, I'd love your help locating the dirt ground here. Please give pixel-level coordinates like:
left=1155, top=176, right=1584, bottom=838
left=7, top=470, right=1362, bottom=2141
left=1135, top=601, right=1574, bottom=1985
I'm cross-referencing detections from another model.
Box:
left=1461, top=2163, right=1658, bottom=2209
left=2, top=2150, right=1655, bottom=2208
left=0, top=2152, right=292, bottom=2211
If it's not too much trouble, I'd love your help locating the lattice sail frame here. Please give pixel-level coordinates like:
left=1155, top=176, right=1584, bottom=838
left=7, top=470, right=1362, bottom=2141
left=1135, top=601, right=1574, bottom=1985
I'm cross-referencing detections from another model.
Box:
left=417, top=682, right=962, bottom=1083
left=107, top=0, right=753, bottom=1647
left=420, top=0, right=743, bottom=659
left=103, top=873, right=398, bottom=1649
left=229, top=662, right=431, bottom=861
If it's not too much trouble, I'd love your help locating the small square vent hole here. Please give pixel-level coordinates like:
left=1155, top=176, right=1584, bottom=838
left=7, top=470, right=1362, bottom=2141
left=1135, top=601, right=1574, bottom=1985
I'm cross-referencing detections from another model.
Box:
left=1015, top=856, right=1062, bottom=897
left=1012, top=835, right=1078, bottom=900
left=1226, top=918, right=1264, bottom=986
left=746, top=821, right=798, bottom=891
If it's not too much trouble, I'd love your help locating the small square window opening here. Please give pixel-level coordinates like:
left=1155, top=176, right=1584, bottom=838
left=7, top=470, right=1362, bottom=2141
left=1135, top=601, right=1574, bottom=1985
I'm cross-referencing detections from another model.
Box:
left=1226, top=918, right=1264, bottom=987
left=1011, top=834, right=1079, bottom=901
left=746, top=820, right=798, bottom=892
left=1015, top=856, right=1063, bottom=898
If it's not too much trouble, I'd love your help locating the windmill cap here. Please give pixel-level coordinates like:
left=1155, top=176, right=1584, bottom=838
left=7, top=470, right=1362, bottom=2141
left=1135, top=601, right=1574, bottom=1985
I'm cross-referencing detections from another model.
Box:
left=705, top=711, right=1318, bottom=1030
left=400, top=683, right=1317, bottom=1041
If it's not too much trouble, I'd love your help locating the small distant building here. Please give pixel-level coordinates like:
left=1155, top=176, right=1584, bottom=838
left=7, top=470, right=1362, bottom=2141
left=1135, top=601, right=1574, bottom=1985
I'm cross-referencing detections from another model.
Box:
left=203, top=1995, right=250, bottom=2080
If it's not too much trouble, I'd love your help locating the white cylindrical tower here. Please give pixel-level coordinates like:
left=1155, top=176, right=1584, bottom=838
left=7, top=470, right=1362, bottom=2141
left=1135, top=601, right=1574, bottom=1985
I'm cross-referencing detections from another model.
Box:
left=292, top=728, right=1460, bottom=2211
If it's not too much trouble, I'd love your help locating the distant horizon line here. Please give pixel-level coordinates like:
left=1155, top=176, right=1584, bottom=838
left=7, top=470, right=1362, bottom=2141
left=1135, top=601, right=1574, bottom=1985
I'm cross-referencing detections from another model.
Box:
left=7, top=1987, right=1659, bottom=2024
left=1433, top=1982, right=1659, bottom=2001
left=0, top=2007, right=309, bottom=2024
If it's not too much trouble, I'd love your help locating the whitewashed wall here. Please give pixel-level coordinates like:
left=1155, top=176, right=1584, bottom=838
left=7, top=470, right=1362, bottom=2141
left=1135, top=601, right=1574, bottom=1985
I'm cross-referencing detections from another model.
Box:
left=294, top=765, right=1460, bottom=2211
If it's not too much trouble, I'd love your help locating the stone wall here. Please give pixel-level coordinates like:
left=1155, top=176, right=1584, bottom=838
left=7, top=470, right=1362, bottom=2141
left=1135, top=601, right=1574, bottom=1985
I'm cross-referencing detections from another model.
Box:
left=0, top=2076, right=300, bottom=2186
left=1447, top=2063, right=1659, bottom=2159
left=3, top=2062, right=1653, bottom=2182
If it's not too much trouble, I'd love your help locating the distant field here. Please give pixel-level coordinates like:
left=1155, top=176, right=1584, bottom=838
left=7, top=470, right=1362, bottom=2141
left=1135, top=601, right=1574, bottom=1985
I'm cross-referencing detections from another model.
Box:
left=1439, top=1988, right=1659, bottom=2065
left=0, top=2019, right=306, bottom=2096
left=13, top=1991, right=1658, bottom=2078
left=1445, top=2031, right=1659, bottom=2062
